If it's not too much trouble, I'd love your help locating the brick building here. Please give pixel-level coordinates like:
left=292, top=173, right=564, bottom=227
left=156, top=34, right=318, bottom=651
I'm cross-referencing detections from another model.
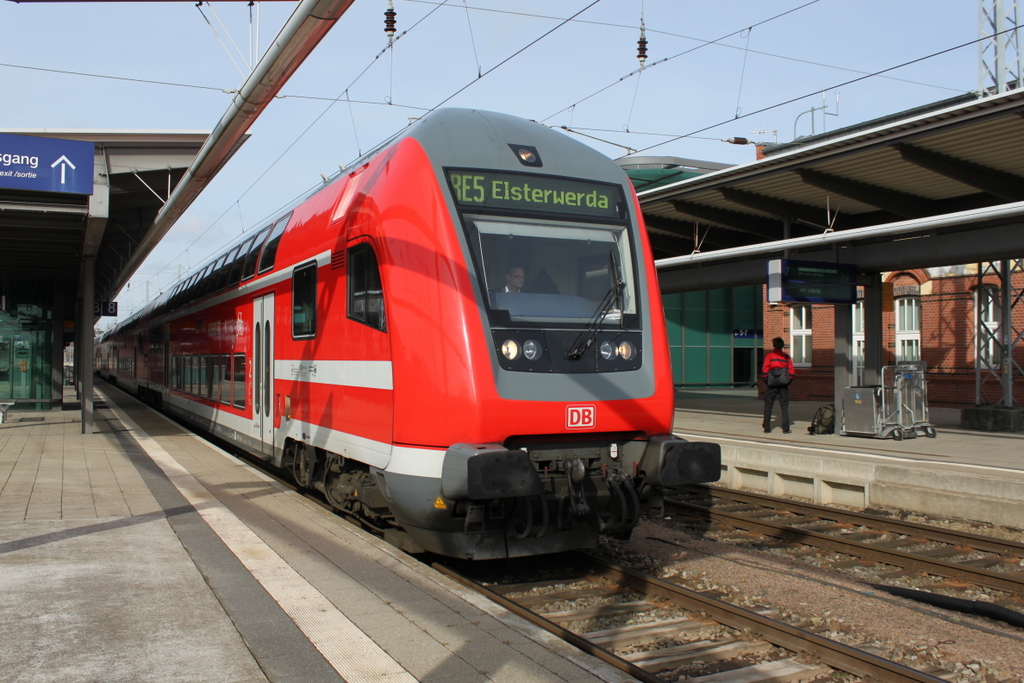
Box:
left=762, top=265, right=1024, bottom=408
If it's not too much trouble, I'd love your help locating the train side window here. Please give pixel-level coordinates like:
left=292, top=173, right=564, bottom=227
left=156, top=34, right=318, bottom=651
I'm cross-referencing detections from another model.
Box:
left=212, top=250, right=236, bottom=294
left=181, top=272, right=198, bottom=305
left=258, top=212, right=292, bottom=274
left=228, top=234, right=257, bottom=286
left=200, top=355, right=209, bottom=398
left=168, top=283, right=183, bottom=308
left=347, top=244, right=386, bottom=332
left=211, top=356, right=222, bottom=403
left=202, top=255, right=227, bottom=298
left=292, top=261, right=317, bottom=339
left=216, top=244, right=243, bottom=292
left=233, top=354, right=246, bottom=409
left=240, top=225, right=272, bottom=282
left=192, top=356, right=200, bottom=395
left=220, top=354, right=231, bottom=405
left=185, top=271, right=201, bottom=304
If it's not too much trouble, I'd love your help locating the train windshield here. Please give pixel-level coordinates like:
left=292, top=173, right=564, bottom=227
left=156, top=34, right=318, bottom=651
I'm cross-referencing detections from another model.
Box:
left=466, top=215, right=638, bottom=326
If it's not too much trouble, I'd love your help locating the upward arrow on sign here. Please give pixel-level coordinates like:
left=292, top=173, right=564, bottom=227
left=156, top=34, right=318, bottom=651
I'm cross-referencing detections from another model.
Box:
left=51, top=155, right=77, bottom=184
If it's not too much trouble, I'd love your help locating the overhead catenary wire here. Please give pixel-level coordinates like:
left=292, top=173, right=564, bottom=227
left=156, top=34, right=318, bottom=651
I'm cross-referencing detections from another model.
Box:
left=559, top=126, right=636, bottom=154
left=0, top=4, right=960, bottom=113
left=149, top=0, right=456, bottom=289
left=734, top=27, right=753, bottom=119
left=625, top=2, right=646, bottom=133
left=125, top=1, right=600, bottom=314
left=542, top=0, right=824, bottom=123
left=631, top=24, right=1023, bottom=157
left=462, top=0, right=482, bottom=78
left=424, top=0, right=603, bottom=113
left=405, top=0, right=963, bottom=95
left=102, top=2, right=991, bottom=314
left=163, top=0, right=597, bottom=276
left=195, top=1, right=249, bottom=79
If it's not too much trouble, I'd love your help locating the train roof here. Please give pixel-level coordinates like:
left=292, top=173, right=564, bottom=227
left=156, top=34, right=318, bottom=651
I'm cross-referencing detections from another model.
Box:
left=107, top=109, right=628, bottom=337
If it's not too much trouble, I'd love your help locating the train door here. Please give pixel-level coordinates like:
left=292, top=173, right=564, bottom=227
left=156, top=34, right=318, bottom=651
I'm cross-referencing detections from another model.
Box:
left=252, top=294, right=275, bottom=458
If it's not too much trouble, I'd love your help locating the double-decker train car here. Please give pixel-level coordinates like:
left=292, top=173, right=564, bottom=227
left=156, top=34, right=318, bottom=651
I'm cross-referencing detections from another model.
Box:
left=96, top=108, right=720, bottom=559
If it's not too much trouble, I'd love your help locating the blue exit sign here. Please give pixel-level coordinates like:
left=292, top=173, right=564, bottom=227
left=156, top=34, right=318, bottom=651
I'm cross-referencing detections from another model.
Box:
left=0, top=133, right=95, bottom=195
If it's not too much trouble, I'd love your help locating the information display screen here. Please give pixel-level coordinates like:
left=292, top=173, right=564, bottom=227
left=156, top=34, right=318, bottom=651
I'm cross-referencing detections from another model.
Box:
left=446, top=168, right=625, bottom=220
left=767, top=259, right=858, bottom=304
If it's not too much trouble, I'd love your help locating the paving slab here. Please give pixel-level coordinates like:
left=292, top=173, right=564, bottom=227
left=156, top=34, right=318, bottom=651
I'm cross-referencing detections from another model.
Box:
left=0, top=383, right=632, bottom=683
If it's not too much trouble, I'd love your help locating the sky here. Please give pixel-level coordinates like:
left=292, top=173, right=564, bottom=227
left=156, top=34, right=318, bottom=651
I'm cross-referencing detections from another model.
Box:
left=0, top=0, right=985, bottom=325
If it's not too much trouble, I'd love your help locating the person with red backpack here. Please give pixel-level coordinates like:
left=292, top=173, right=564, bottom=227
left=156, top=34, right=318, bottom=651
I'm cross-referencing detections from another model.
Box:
left=762, top=336, right=795, bottom=434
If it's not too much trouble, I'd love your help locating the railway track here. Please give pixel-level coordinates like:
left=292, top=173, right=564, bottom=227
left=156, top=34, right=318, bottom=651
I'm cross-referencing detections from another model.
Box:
left=437, top=552, right=949, bottom=682
left=666, top=485, right=1024, bottom=622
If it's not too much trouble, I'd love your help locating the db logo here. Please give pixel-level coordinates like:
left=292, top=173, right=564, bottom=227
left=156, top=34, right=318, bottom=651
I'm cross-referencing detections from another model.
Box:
left=566, top=404, right=596, bottom=430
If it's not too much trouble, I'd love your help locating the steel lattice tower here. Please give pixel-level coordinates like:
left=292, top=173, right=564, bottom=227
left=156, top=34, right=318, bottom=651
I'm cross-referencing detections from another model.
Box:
left=980, top=0, right=1023, bottom=92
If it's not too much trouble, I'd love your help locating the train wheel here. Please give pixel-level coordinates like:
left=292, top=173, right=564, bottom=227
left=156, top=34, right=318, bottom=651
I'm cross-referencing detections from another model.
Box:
left=291, top=442, right=315, bottom=488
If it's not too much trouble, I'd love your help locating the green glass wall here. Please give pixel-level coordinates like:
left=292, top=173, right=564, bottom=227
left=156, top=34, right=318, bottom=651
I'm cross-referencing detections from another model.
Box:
left=0, top=281, right=55, bottom=407
left=663, top=285, right=763, bottom=387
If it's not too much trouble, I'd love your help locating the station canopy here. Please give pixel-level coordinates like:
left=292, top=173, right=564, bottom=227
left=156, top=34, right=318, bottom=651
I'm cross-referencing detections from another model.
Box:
left=632, top=89, right=1024, bottom=292
left=0, top=130, right=243, bottom=308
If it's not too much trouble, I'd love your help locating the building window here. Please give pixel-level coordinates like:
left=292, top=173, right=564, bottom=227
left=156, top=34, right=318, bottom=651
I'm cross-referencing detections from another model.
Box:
left=790, top=305, right=812, bottom=366
left=976, top=285, right=1002, bottom=366
left=895, top=297, right=921, bottom=362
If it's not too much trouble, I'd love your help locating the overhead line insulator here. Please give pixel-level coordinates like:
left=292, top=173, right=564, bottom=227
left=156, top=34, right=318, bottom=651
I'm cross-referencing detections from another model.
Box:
left=637, top=17, right=648, bottom=68
left=384, top=0, right=397, bottom=45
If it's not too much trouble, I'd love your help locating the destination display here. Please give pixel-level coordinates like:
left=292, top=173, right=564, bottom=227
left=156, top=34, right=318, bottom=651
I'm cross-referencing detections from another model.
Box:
left=0, top=133, right=94, bottom=195
left=767, top=259, right=858, bottom=304
left=446, top=169, right=624, bottom=219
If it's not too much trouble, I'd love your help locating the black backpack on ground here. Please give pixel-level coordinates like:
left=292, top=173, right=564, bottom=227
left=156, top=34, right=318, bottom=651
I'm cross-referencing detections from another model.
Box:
left=808, top=403, right=835, bottom=435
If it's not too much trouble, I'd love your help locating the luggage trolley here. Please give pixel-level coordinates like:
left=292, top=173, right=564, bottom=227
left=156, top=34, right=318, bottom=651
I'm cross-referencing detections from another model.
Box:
left=881, top=362, right=937, bottom=440
left=840, top=363, right=936, bottom=440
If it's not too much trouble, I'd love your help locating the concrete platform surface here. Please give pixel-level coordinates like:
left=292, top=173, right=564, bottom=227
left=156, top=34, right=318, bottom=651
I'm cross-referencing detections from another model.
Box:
left=673, top=388, right=1024, bottom=528
left=0, top=383, right=632, bottom=683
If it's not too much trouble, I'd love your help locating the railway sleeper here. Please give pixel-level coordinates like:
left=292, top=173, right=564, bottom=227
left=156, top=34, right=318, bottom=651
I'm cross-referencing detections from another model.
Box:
left=539, top=599, right=657, bottom=623
left=621, top=638, right=774, bottom=671
left=584, top=616, right=718, bottom=648
left=511, top=586, right=621, bottom=608
left=684, top=658, right=830, bottom=683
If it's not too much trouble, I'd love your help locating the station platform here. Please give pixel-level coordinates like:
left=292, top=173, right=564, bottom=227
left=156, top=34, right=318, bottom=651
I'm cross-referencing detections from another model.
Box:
left=0, top=382, right=631, bottom=683
left=3, top=384, right=1021, bottom=683
left=673, top=388, right=1024, bottom=529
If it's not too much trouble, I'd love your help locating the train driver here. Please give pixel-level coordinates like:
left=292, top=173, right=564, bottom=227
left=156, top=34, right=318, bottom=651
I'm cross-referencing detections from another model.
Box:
left=504, top=266, right=525, bottom=293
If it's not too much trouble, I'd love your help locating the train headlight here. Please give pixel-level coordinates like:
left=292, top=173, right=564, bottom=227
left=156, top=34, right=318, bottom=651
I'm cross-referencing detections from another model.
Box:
left=599, top=341, right=616, bottom=360
left=617, top=341, right=637, bottom=361
left=523, top=339, right=543, bottom=361
left=501, top=339, right=520, bottom=360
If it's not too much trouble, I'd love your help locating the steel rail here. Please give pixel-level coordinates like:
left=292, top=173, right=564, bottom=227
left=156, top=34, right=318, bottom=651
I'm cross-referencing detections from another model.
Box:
left=667, top=495, right=1024, bottom=595
left=433, top=562, right=666, bottom=683
left=681, top=486, right=1024, bottom=556
left=589, top=556, right=946, bottom=683
left=436, top=554, right=945, bottom=683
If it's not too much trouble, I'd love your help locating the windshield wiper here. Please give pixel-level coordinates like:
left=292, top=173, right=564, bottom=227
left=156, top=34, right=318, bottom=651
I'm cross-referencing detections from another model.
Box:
left=565, top=251, right=625, bottom=361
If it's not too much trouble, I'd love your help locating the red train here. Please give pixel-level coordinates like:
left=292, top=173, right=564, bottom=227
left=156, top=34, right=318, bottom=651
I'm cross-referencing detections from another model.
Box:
left=96, top=108, right=720, bottom=559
